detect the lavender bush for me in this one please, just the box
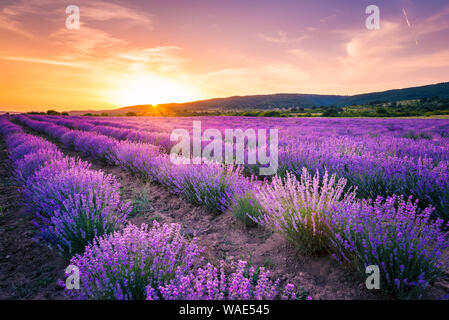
[24,157,130,257]
[151,260,302,300]
[0,117,23,136]
[66,222,203,300]
[231,192,264,227]
[0,118,130,258]
[44,188,130,258]
[172,163,251,213]
[330,195,449,299]
[255,168,356,255]
[8,133,60,163]
[64,221,303,300]
[15,148,64,182]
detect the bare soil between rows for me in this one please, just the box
[2,123,448,300]
[0,137,67,299]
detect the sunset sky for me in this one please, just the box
[0,0,448,112]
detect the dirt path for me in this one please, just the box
[0,137,67,300]
[13,123,390,300]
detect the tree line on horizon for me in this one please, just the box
[25,95,449,118]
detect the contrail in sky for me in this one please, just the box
[402,8,418,45]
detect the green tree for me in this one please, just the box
[46,110,61,115]
[260,110,281,117]
[375,107,388,115]
[321,109,339,117]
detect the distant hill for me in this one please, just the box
[68,82,449,115]
[68,105,155,116]
[157,93,343,111]
[335,82,449,107]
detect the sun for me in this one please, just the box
[112,74,200,106]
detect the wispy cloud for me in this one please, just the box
[287,9,449,93]
[414,5,449,37]
[259,31,307,44]
[117,46,186,72]
[50,25,129,56]
[80,1,152,27]
[0,0,61,37]
[0,12,33,38]
[0,56,83,67]
[197,63,310,96]
[0,0,152,38]
[320,14,337,24]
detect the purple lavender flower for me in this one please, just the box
[254,168,356,255]
[0,117,131,258]
[66,222,203,300]
[155,260,300,300]
[330,195,449,299]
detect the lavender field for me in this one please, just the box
[1,114,448,300]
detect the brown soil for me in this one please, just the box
[7,123,449,300]
[0,137,67,300]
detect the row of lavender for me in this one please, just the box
[30,115,449,219]
[45,115,449,162]
[15,115,254,213]
[37,115,449,162]
[0,116,298,300]
[13,115,449,298]
[90,117,449,217]
[0,117,130,259]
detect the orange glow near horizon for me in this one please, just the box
[111,74,203,106]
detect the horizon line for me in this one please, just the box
[1,81,448,113]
